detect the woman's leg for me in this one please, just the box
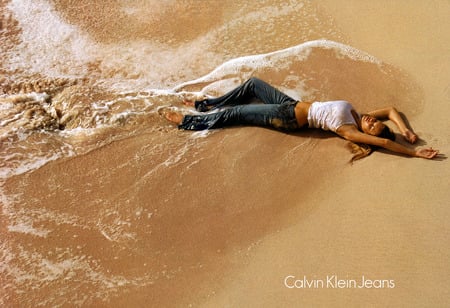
[179,103,298,131]
[195,77,296,111]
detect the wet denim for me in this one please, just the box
[179,78,299,131]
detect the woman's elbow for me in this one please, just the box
[388,106,398,117]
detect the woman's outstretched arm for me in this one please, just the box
[338,126,439,159]
[368,107,417,143]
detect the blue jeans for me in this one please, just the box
[179,78,299,131]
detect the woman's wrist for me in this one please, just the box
[402,129,418,144]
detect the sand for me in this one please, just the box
[1,1,449,307]
[201,1,450,306]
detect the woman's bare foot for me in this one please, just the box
[182,94,208,109]
[182,100,195,107]
[163,110,184,125]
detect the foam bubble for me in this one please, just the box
[0,149,70,180]
[7,222,50,238]
[7,0,96,77]
[0,240,153,306]
[174,39,381,93]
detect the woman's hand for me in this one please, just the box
[415,147,439,159]
[403,129,418,144]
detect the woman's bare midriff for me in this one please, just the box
[294,101,312,127]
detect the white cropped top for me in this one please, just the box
[307,100,358,132]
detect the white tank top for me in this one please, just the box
[307,100,358,132]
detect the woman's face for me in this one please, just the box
[361,115,385,136]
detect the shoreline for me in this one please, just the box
[1,1,449,307]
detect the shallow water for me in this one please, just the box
[0,0,444,307]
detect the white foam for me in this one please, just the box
[0,102,14,111]
[0,146,72,180]
[7,222,50,237]
[174,40,381,92]
[190,130,212,139]
[7,0,96,77]
[0,110,25,127]
[0,185,84,241]
[5,0,215,89]
[0,238,153,306]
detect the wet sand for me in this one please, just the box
[1,1,449,307]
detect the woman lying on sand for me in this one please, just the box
[164,77,439,161]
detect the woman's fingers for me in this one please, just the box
[426,148,439,158]
[416,148,439,159]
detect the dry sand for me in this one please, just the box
[200,1,450,307]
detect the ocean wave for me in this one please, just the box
[0,37,421,179]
